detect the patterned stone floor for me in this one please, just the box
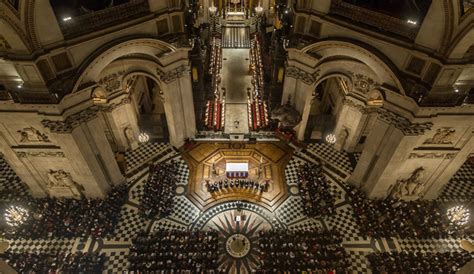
[1,143,473,273]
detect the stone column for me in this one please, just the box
[422,135,474,199]
[66,117,125,197]
[102,99,140,151]
[159,65,196,148]
[349,118,405,198]
[282,65,319,141]
[333,99,368,152]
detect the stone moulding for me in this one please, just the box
[285,66,320,85]
[41,98,131,134]
[408,152,457,159]
[16,151,66,158]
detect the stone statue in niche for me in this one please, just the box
[391,167,426,200]
[47,169,81,198]
[424,127,455,144]
[17,127,50,143]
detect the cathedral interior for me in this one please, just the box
[0,0,473,273]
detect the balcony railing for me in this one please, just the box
[59,0,151,39]
[329,0,420,40]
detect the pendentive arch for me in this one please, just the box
[72,36,177,93]
[301,38,406,95]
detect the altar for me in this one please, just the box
[226,162,249,178]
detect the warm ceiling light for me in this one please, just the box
[63,16,72,22]
[407,20,417,25]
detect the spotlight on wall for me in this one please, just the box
[447,205,470,226]
[407,20,417,25]
[138,132,150,143]
[325,133,336,145]
[5,205,29,227]
[62,16,72,22]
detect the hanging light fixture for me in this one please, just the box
[5,205,29,227]
[325,133,336,144]
[138,132,150,143]
[447,205,470,226]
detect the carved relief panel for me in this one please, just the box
[46,169,82,198]
[17,127,51,143]
[423,127,456,145]
[390,167,426,200]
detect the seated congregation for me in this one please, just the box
[256,229,349,272]
[128,229,219,272]
[1,251,106,273]
[0,185,127,239]
[140,161,178,219]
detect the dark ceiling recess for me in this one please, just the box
[49,0,130,18]
[342,0,432,22]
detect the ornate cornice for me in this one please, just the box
[42,98,131,133]
[157,65,190,84]
[377,108,433,136]
[285,66,320,85]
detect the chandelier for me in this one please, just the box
[138,132,150,143]
[325,133,336,144]
[447,205,470,226]
[5,205,29,227]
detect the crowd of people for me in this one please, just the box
[206,179,269,194]
[2,185,127,239]
[256,229,349,272]
[367,251,472,273]
[2,251,106,273]
[347,185,460,238]
[298,163,336,217]
[140,162,177,219]
[128,229,219,272]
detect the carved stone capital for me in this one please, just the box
[157,65,190,84]
[42,98,131,133]
[285,66,320,85]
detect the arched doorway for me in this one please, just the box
[304,76,350,142]
[127,75,169,142]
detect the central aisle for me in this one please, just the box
[222,48,251,134]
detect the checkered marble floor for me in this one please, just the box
[305,143,354,174]
[124,142,171,173]
[2,142,472,274]
[438,160,473,202]
[0,155,30,200]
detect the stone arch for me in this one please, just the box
[301,39,405,95]
[72,37,177,93]
[0,6,31,52]
[447,26,474,59]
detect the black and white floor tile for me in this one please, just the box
[0,155,30,200]
[438,160,473,202]
[2,142,473,274]
[124,142,171,173]
[306,143,354,174]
